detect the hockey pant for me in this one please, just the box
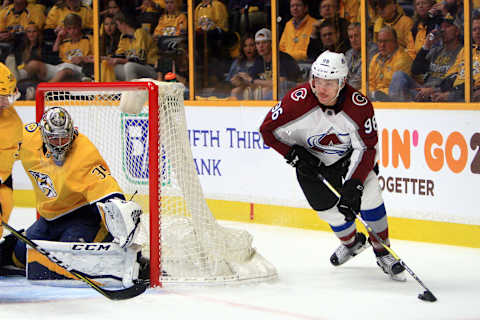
[297,170,390,254]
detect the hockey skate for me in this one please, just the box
[330,232,369,266]
[376,252,406,281]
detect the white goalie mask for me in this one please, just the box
[40,107,76,166]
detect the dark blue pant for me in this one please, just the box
[13,203,112,266]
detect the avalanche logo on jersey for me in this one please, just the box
[290,88,307,101]
[352,92,368,106]
[28,170,57,198]
[307,127,350,155]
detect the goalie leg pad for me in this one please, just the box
[27,240,142,288]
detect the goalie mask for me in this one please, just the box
[0,62,20,110]
[40,107,76,166]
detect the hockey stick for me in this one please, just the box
[1,221,147,300]
[315,172,437,302]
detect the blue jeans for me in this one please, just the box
[388,71,420,102]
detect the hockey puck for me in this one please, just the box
[418,290,437,302]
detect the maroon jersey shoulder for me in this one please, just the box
[341,84,375,128]
[259,82,318,156]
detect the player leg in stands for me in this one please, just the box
[359,171,405,281]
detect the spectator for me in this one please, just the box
[307,0,350,60]
[344,22,378,90]
[194,0,228,33]
[153,0,186,37]
[248,28,301,100]
[430,13,480,102]
[368,26,412,101]
[389,14,463,101]
[279,0,317,61]
[9,22,47,99]
[307,19,349,60]
[411,0,440,54]
[339,0,361,23]
[19,13,93,85]
[110,12,158,81]
[0,0,46,61]
[225,33,257,99]
[44,0,93,35]
[428,0,463,26]
[100,0,122,17]
[374,0,416,59]
[51,13,93,82]
[151,0,187,84]
[136,0,162,33]
[100,14,120,81]
[194,0,232,94]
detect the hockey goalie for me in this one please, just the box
[0,104,149,289]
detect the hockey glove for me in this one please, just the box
[337,179,364,222]
[285,145,322,178]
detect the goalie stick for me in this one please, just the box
[1,221,148,300]
[315,172,438,302]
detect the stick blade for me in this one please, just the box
[418,290,437,302]
[101,281,148,300]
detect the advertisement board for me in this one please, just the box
[12,106,480,226]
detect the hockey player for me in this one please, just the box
[0,63,22,241]
[259,50,406,281]
[0,106,148,286]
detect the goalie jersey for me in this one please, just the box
[19,123,123,220]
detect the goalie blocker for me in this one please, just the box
[27,199,149,288]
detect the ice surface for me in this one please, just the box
[1,208,479,320]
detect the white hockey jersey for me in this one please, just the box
[259,82,378,183]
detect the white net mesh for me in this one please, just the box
[39,81,277,285]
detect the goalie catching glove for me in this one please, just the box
[97,199,143,248]
[337,179,364,222]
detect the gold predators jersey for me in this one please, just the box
[0,105,22,183]
[153,13,187,36]
[59,36,93,63]
[115,28,159,66]
[0,4,46,32]
[44,5,93,30]
[19,123,123,220]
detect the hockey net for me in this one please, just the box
[35,81,277,286]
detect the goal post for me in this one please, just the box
[35,81,277,287]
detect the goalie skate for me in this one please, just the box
[376,253,406,281]
[330,233,369,266]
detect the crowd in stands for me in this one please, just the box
[0,0,478,101]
